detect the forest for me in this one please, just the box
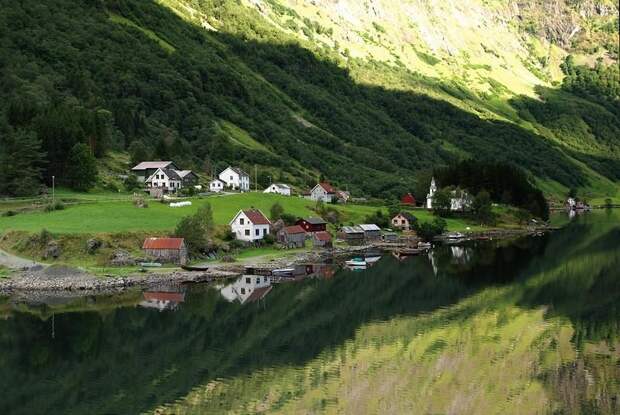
[0,0,618,199]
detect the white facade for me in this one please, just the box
[426,178,472,211]
[310,184,334,203]
[145,168,182,192]
[263,183,291,196]
[229,210,271,242]
[220,275,272,304]
[209,179,224,193]
[219,167,250,192]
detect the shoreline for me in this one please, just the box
[0,226,554,296]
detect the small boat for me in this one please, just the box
[417,242,432,249]
[272,268,295,277]
[181,265,209,272]
[139,262,162,268]
[447,232,466,240]
[345,258,367,268]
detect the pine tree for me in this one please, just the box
[66,143,98,191]
[0,129,45,196]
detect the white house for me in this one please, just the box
[426,178,473,211]
[131,161,179,182]
[263,183,291,196]
[309,183,336,203]
[229,209,271,242]
[220,275,272,304]
[144,168,182,193]
[219,166,250,192]
[209,179,224,193]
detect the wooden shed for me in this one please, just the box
[142,238,188,265]
[337,226,365,245]
[359,224,382,241]
[277,225,306,248]
[296,217,328,233]
[313,231,333,248]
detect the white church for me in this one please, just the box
[426,178,473,211]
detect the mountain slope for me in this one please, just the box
[0,0,618,200]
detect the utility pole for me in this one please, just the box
[255,165,258,192]
[52,176,55,204]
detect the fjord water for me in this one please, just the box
[1,211,618,414]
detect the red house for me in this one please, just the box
[401,193,416,206]
[296,217,327,233]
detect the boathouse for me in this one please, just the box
[142,237,188,265]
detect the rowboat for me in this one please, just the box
[181,265,209,272]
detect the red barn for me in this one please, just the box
[401,193,416,205]
[296,217,327,233]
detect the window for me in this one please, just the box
[255,229,260,236]
[240,218,244,225]
[240,288,245,295]
[263,228,267,235]
[246,277,251,284]
[256,278,260,284]
[245,229,250,236]
[401,220,406,225]
[230,176,233,181]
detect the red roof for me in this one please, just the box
[243,209,271,225]
[143,291,185,302]
[314,231,332,241]
[318,182,335,193]
[282,225,306,234]
[142,238,185,250]
[401,193,416,205]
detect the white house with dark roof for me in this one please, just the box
[263,183,291,196]
[220,275,272,304]
[309,182,336,203]
[229,209,271,242]
[131,161,179,182]
[144,168,182,193]
[209,179,225,193]
[219,166,250,192]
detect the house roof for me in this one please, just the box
[315,182,335,193]
[359,224,381,231]
[314,231,332,241]
[145,168,181,183]
[302,217,327,225]
[281,225,306,235]
[132,161,174,171]
[223,166,249,177]
[273,183,290,189]
[245,285,273,303]
[143,238,185,250]
[395,212,417,222]
[238,209,270,225]
[174,170,195,179]
[210,178,224,184]
[340,226,364,234]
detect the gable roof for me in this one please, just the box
[132,161,174,171]
[281,225,306,235]
[394,212,417,222]
[145,168,182,183]
[222,166,249,177]
[340,226,364,234]
[314,231,332,241]
[210,178,224,184]
[314,182,335,194]
[174,170,195,179]
[143,238,185,250]
[273,183,290,189]
[301,216,327,225]
[231,209,271,225]
[359,224,381,231]
[245,285,273,303]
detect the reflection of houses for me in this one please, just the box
[139,291,186,311]
[426,178,472,211]
[296,217,327,233]
[220,275,272,304]
[450,246,473,265]
[277,225,306,248]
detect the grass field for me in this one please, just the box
[0,192,490,235]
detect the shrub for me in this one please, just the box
[2,210,17,217]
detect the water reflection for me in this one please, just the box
[139,285,186,311]
[0,211,618,414]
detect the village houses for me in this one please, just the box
[131,161,179,182]
[264,183,291,196]
[131,161,197,194]
[219,166,250,192]
[309,182,336,203]
[313,231,333,248]
[229,209,271,242]
[209,178,225,193]
[144,168,183,194]
[277,225,306,248]
[296,217,327,233]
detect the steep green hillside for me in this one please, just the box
[0,0,618,200]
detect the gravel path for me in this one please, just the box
[0,249,41,269]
